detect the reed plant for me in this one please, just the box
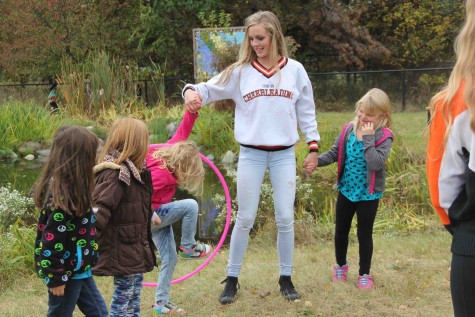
[58,51,148,122]
[0,100,66,151]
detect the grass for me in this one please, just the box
[0,221,452,316]
[317,111,428,158]
[0,110,442,316]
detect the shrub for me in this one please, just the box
[0,184,34,231]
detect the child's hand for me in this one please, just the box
[49,284,65,296]
[184,89,202,113]
[152,213,161,225]
[361,122,375,135]
[303,152,318,175]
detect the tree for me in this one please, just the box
[0,0,140,81]
[220,0,390,72]
[351,0,465,68]
[129,0,225,80]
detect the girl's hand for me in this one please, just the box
[184,89,202,113]
[49,284,66,296]
[152,213,161,225]
[361,122,375,135]
[303,152,318,175]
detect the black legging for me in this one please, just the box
[334,191,379,276]
[451,253,475,317]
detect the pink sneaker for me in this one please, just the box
[332,264,348,282]
[358,274,373,289]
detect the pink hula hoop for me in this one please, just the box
[142,153,232,287]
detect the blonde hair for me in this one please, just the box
[152,140,204,196]
[428,0,475,139]
[218,11,287,85]
[353,88,392,131]
[98,117,149,170]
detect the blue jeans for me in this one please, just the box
[47,277,108,317]
[109,274,143,317]
[227,146,296,277]
[151,199,199,304]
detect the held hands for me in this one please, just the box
[303,152,318,175]
[49,284,66,296]
[184,89,203,113]
[361,122,375,135]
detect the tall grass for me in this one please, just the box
[192,106,236,159]
[0,220,36,293]
[0,100,67,151]
[58,51,151,123]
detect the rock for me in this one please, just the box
[166,122,178,136]
[36,149,51,157]
[24,154,35,160]
[18,141,41,156]
[206,154,215,161]
[0,148,18,160]
[221,151,236,164]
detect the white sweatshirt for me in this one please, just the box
[183,57,320,147]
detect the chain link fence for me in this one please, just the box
[310,67,452,112]
[1,68,452,112]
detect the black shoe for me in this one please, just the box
[219,276,239,304]
[279,275,300,301]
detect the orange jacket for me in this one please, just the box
[426,85,469,225]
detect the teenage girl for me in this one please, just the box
[183,11,320,303]
[427,1,475,315]
[34,126,108,317]
[317,88,393,289]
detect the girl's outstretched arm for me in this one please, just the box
[168,110,199,144]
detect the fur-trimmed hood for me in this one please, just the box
[94,154,144,186]
[93,161,120,174]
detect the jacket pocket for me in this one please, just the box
[117,224,140,244]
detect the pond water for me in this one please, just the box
[0,159,232,242]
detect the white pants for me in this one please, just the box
[226,146,296,277]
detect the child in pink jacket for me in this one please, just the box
[147,110,212,315]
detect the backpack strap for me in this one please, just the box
[375,128,393,147]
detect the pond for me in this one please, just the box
[0,159,233,243]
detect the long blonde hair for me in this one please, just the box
[353,88,392,131]
[428,0,475,137]
[152,140,204,196]
[98,117,149,170]
[218,11,288,85]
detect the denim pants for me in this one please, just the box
[109,273,143,317]
[151,199,199,304]
[227,146,296,277]
[47,276,108,317]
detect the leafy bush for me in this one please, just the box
[212,169,316,232]
[0,184,34,231]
